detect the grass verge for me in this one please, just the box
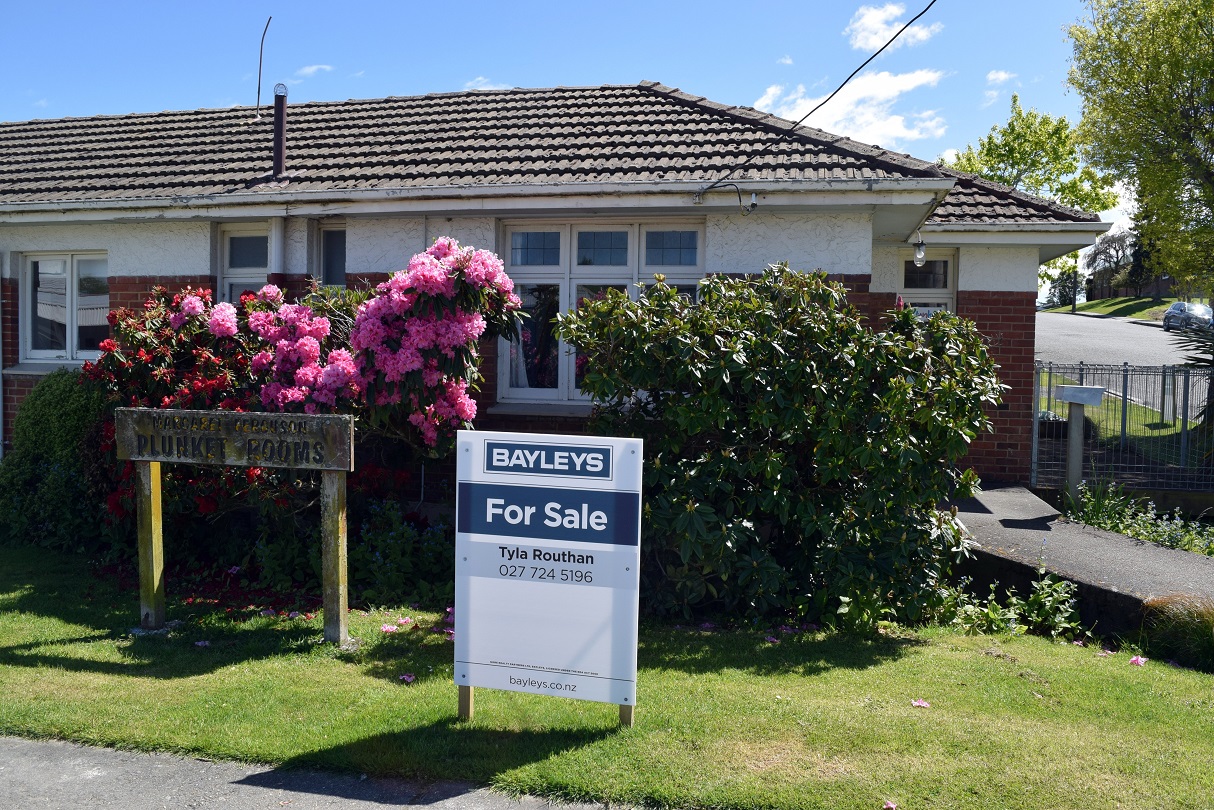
[2,546,1213,809]
[1043,296,1183,319]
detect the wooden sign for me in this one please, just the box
[114,407,354,645]
[115,408,353,471]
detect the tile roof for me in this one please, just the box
[0,81,1099,225]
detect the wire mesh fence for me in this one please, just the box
[1032,361,1214,491]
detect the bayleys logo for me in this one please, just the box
[484,441,612,479]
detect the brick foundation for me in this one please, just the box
[956,290,1037,484]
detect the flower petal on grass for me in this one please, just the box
[884,801,898,809]
[912,698,930,708]
[397,617,413,625]
[381,624,398,633]
[399,673,416,683]
[194,640,210,647]
[1130,655,1148,666]
[764,636,779,644]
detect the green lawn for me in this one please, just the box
[1043,296,1185,319]
[2,545,1212,809]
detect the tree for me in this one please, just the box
[1069,0,1214,292]
[1085,229,1136,300]
[942,93,1119,295]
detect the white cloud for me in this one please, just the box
[754,69,947,148]
[986,70,1016,85]
[777,55,794,65]
[845,3,943,52]
[939,147,959,163]
[33,98,48,108]
[981,89,1000,108]
[464,76,511,91]
[295,64,333,79]
[350,70,365,79]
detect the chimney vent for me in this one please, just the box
[272,84,288,177]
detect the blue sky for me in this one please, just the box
[6,1,1093,163]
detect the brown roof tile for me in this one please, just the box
[0,81,1099,224]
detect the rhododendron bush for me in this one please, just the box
[86,238,521,454]
[68,239,520,595]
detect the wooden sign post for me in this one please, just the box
[115,408,355,644]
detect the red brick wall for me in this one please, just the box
[956,290,1036,484]
[109,275,215,311]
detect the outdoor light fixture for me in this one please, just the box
[913,231,927,267]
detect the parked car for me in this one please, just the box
[1162,301,1213,331]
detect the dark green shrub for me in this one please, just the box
[559,264,1002,626]
[0,369,108,551]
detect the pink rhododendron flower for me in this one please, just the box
[912,699,930,708]
[1130,655,1148,666]
[257,284,284,305]
[169,312,190,330]
[381,624,398,633]
[884,802,898,810]
[397,617,413,626]
[399,673,416,683]
[208,302,239,337]
[180,295,205,316]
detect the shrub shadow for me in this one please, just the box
[0,546,329,678]
[638,624,924,678]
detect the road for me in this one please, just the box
[1035,312,1194,366]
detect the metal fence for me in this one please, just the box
[1032,361,1214,491]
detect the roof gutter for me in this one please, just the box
[0,178,959,220]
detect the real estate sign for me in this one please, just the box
[455,430,643,708]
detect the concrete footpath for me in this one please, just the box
[5,484,1214,808]
[955,483,1214,635]
[0,735,600,810]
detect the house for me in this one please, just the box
[0,81,1110,483]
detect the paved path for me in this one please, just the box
[0,736,597,810]
[955,483,1214,635]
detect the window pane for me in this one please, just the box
[574,284,626,388]
[511,232,561,266]
[576,231,628,266]
[30,258,68,352]
[509,285,561,389]
[321,229,346,286]
[76,257,110,352]
[646,231,698,266]
[229,235,268,268]
[903,259,949,289]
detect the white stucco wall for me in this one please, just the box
[871,243,1041,293]
[705,212,873,276]
[0,221,211,279]
[283,217,309,276]
[870,244,902,293]
[956,245,1040,292]
[346,217,425,275]
[425,217,496,252]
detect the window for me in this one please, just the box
[899,250,955,319]
[500,222,704,402]
[320,227,346,286]
[220,226,269,302]
[24,253,109,361]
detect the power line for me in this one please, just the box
[697,0,941,203]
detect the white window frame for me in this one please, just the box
[898,247,957,319]
[219,224,270,303]
[316,220,347,287]
[498,220,705,403]
[22,251,109,362]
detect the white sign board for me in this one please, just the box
[454,430,643,707]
